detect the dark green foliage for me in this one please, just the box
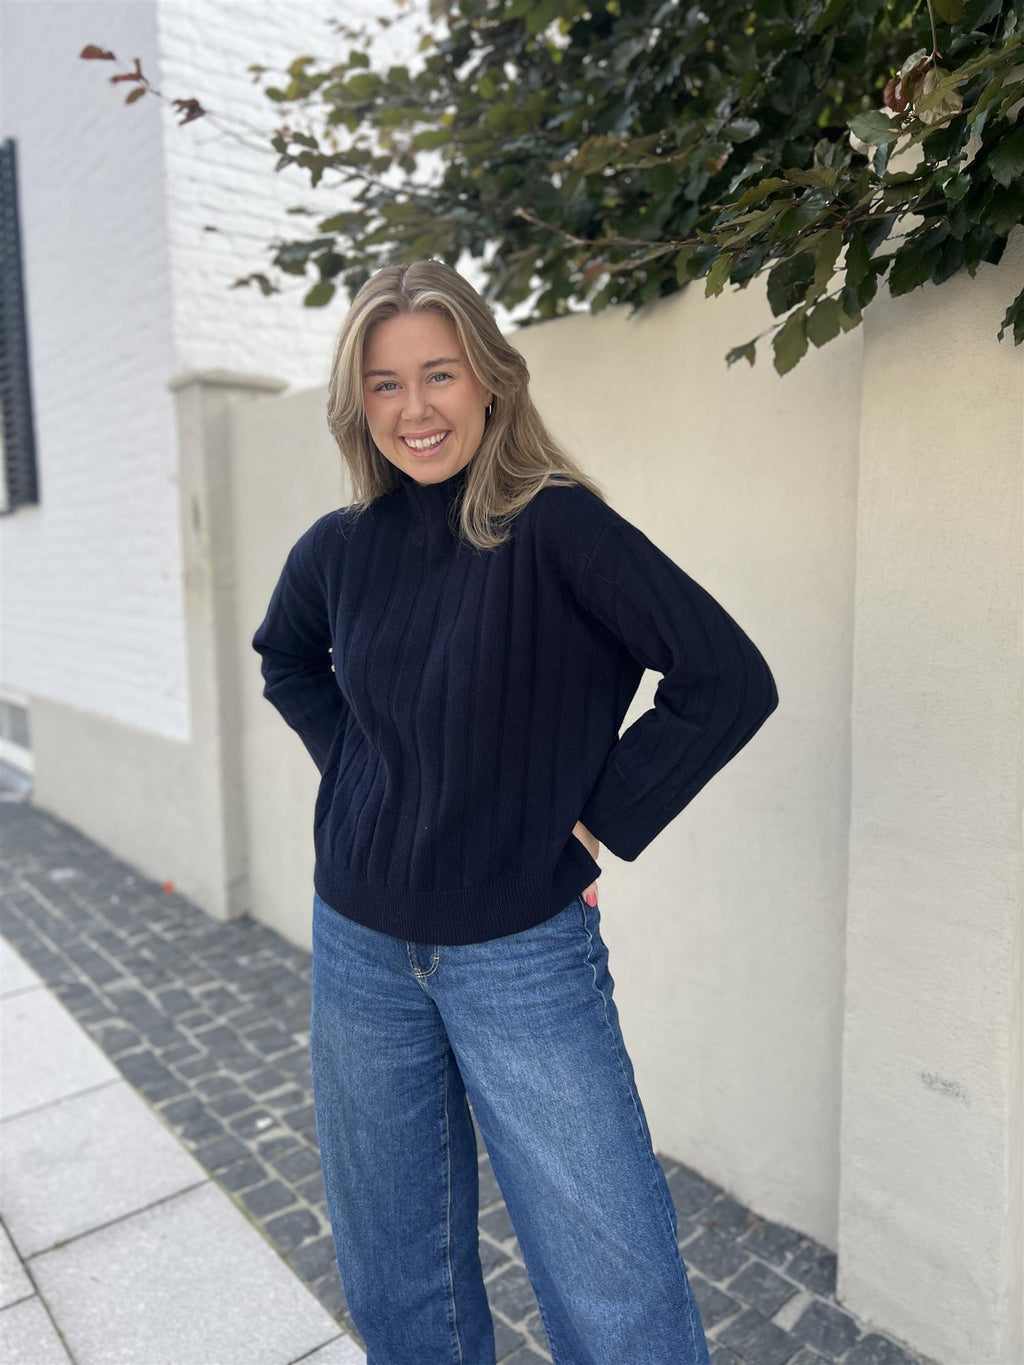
[250,0,1023,372]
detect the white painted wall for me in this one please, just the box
[839,231,1023,1365]
[0,0,377,740]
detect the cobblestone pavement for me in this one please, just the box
[0,796,936,1365]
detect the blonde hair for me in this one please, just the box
[325,259,607,551]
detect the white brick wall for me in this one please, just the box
[0,0,406,741]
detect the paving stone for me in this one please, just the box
[667,1164,721,1218]
[151,986,198,1015]
[158,1095,207,1125]
[208,1088,257,1118]
[265,1206,321,1252]
[738,1218,806,1266]
[103,986,173,1038]
[727,1257,800,1318]
[688,1275,742,1330]
[500,1345,546,1364]
[681,1227,750,1281]
[480,1203,516,1243]
[282,1101,318,1133]
[479,1234,514,1276]
[846,1333,921,1365]
[787,1242,838,1296]
[245,1023,296,1056]
[192,1133,250,1170]
[283,1236,340,1294]
[479,1160,504,1209]
[194,1074,238,1099]
[228,1106,279,1140]
[158,1041,202,1065]
[790,1297,861,1355]
[709,1346,744,1365]
[522,1310,548,1351]
[193,986,244,1015]
[675,1211,699,1243]
[92,1021,141,1055]
[188,1023,247,1054]
[272,1144,323,1182]
[492,1315,527,1359]
[295,1170,326,1205]
[175,1052,225,1081]
[256,1133,303,1162]
[177,1111,229,1144]
[789,1348,830,1365]
[264,1085,310,1113]
[240,1178,297,1218]
[717,1306,803,1365]
[487,1261,540,1323]
[220,1049,270,1078]
[242,1066,289,1095]
[273,1046,314,1080]
[218,1157,268,1192]
[701,1194,760,1240]
[116,1049,190,1103]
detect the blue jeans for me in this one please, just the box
[309,889,712,1365]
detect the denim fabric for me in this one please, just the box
[310,889,712,1365]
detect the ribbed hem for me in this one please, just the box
[313,836,601,946]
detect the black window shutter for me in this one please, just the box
[0,137,40,513]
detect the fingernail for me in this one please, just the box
[586,891,598,907]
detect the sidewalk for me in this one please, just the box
[0,792,933,1365]
[0,932,365,1365]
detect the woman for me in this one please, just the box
[251,260,778,1365]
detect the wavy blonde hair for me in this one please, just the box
[325,259,607,551]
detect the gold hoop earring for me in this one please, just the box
[485,403,493,418]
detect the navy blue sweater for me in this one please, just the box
[251,459,778,945]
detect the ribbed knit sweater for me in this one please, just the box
[251,458,778,945]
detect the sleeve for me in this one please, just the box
[576,514,778,861]
[251,516,346,777]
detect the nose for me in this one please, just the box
[401,386,433,420]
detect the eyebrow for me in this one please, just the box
[364,356,462,379]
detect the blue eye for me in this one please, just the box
[372,372,453,393]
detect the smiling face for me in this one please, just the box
[362,311,494,484]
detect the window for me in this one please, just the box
[0,137,40,515]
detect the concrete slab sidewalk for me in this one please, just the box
[0,934,366,1365]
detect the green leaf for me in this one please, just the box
[844,232,871,287]
[987,124,1024,188]
[806,298,843,346]
[773,309,808,375]
[933,0,965,19]
[731,177,789,210]
[848,110,901,145]
[767,251,816,317]
[346,72,381,98]
[304,281,335,307]
[412,129,450,150]
[982,182,1024,236]
[705,252,733,296]
[810,228,844,296]
[888,242,945,296]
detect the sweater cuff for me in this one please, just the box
[578,766,670,863]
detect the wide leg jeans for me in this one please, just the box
[309,889,712,1365]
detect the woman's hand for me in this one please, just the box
[573,820,600,906]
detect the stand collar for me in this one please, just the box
[392,458,473,545]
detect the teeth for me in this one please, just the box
[404,432,448,450]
